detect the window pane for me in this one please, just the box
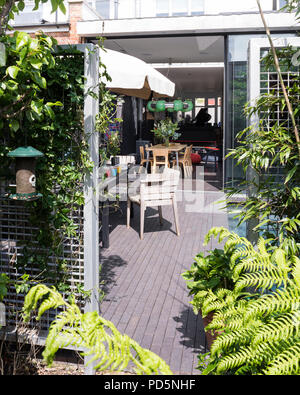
[95,0,110,19]
[172,0,188,16]
[207,108,215,123]
[191,0,204,15]
[14,0,42,24]
[156,0,169,16]
[195,98,205,106]
[217,107,222,124]
[279,0,287,8]
[208,98,216,106]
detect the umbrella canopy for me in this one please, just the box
[99,48,175,100]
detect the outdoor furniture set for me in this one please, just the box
[99,153,182,244]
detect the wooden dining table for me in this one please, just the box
[145,143,187,170]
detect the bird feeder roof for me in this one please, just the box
[7,146,44,158]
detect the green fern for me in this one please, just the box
[23,284,172,375]
[200,227,300,375]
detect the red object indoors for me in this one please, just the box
[191,153,201,164]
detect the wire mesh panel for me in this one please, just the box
[259,49,300,185]
[247,37,300,240]
[0,183,85,332]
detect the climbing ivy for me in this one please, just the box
[0,33,118,296]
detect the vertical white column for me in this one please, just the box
[247,39,262,245]
[83,44,100,374]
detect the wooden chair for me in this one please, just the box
[127,168,180,240]
[151,148,169,174]
[172,145,193,178]
[139,145,153,173]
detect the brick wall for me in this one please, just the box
[42,0,84,45]
[68,0,84,44]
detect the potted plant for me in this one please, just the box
[151,118,181,146]
[182,248,234,349]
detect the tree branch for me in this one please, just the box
[0,90,32,116]
[0,0,16,35]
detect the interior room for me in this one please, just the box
[101,35,225,190]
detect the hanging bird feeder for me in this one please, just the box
[7,146,44,201]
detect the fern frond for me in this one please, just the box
[245,283,300,320]
[292,257,300,288]
[263,340,300,375]
[23,284,60,322]
[235,271,287,293]
[253,312,300,346]
[23,285,172,375]
[215,345,256,374]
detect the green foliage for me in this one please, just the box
[282,0,300,17]
[0,31,60,133]
[0,36,112,296]
[182,248,234,315]
[95,42,122,164]
[0,44,90,289]
[198,227,300,375]
[0,273,9,302]
[23,284,172,375]
[96,90,122,163]
[151,118,181,145]
[225,47,300,248]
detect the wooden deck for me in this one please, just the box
[99,169,228,375]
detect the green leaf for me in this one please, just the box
[44,104,55,119]
[30,58,43,70]
[33,0,40,11]
[31,72,47,89]
[50,0,59,12]
[6,79,18,90]
[18,46,28,63]
[9,119,19,132]
[16,31,29,51]
[31,99,44,115]
[18,1,25,11]
[285,165,297,184]
[6,65,20,79]
[58,1,66,14]
[46,101,63,107]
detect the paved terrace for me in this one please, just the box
[99,167,228,375]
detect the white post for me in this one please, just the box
[83,44,100,374]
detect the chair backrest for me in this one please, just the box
[183,145,193,161]
[152,148,169,173]
[140,168,180,204]
[140,145,150,161]
[152,148,169,161]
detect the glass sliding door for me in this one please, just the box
[224,33,296,190]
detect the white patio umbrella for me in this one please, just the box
[99,48,175,100]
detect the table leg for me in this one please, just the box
[146,151,150,172]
